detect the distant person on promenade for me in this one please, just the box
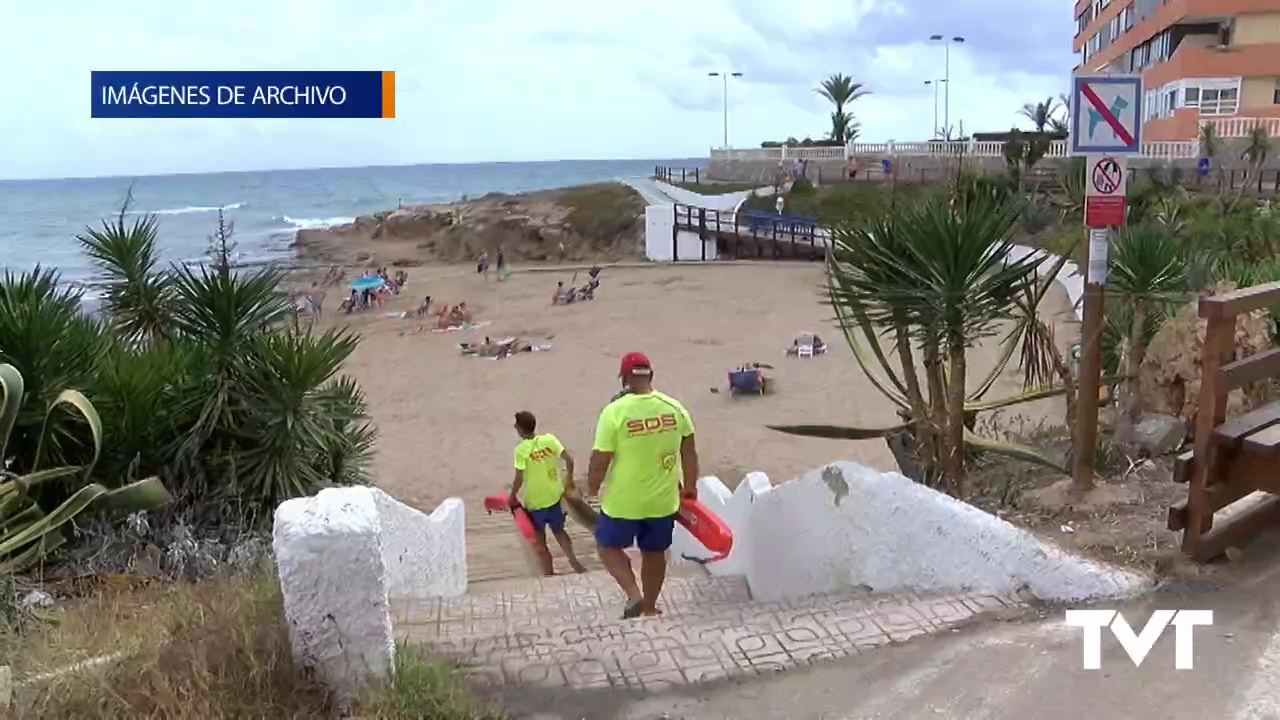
[509,411,587,576]
[588,352,699,618]
[847,156,859,180]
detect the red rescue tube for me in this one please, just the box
[483,494,537,543]
[677,497,733,563]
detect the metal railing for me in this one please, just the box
[710,139,1203,162]
[654,166,701,184]
[670,204,828,261]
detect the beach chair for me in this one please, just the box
[787,332,825,358]
[728,366,765,396]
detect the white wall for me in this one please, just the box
[643,205,718,262]
[671,471,772,576]
[678,462,1150,605]
[273,486,466,699]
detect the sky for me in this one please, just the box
[0,0,1073,179]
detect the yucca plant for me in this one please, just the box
[78,209,175,347]
[770,192,1071,497]
[0,363,171,572]
[1107,224,1192,429]
[228,328,372,516]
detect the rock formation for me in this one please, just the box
[1137,282,1274,423]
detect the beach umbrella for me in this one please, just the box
[349,276,385,292]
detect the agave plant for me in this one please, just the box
[771,192,1072,497]
[1106,225,1192,428]
[0,363,170,572]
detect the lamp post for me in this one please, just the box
[923,79,947,138]
[708,71,743,148]
[929,35,965,136]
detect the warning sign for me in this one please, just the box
[1085,155,1127,228]
[1091,157,1122,194]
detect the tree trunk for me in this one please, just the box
[892,318,933,480]
[1042,318,1078,427]
[1123,302,1148,423]
[944,342,969,497]
[923,340,948,488]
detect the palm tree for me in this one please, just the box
[1018,97,1061,133]
[771,191,1069,497]
[1107,224,1191,433]
[1239,122,1273,194]
[816,74,870,143]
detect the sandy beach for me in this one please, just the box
[314,262,1077,582]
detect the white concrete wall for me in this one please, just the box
[373,491,466,598]
[671,472,772,576]
[1009,244,1084,321]
[679,462,1149,605]
[643,205,718,262]
[272,486,466,699]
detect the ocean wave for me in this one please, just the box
[130,202,244,216]
[280,215,355,230]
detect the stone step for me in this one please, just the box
[393,573,1035,692]
[393,568,748,638]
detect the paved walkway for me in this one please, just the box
[393,569,1033,693]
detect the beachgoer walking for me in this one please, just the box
[510,411,587,576]
[588,352,699,618]
[477,250,490,279]
[496,247,508,281]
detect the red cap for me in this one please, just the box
[618,351,652,377]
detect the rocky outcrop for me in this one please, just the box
[1137,282,1274,423]
[291,184,645,267]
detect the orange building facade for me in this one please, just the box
[1073,0,1280,142]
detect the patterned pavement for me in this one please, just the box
[392,570,1035,691]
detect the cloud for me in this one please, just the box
[0,0,1070,179]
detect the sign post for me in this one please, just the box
[1069,74,1142,489]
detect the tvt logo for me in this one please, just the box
[1065,609,1213,669]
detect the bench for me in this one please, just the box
[1167,281,1280,561]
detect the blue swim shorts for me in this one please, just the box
[594,511,677,553]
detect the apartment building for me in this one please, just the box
[1072,0,1280,142]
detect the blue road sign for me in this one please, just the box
[1070,75,1143,156]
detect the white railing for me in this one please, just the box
[1205,117,1280,137]
[711,139,1202,162]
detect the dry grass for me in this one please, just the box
[5,571,503,719]
[556,183,645,241]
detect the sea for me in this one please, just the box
[0,158,704,294]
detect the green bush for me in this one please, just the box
[0,210,375,529]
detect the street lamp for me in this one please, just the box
[929,35,965,136]
[708,71,743,148]
[923,79,947,138]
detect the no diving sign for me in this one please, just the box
[1085,155,1127,228]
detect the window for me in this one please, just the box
[1184,87,1200,107]
[1200,86,1239,116]
[1274,80,1280,105]
[1123,3,1134,30]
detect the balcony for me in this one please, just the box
[1144,42,1280,87]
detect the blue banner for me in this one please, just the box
[90,71,395,119]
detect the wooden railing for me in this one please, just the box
[1170,281,1280,560]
